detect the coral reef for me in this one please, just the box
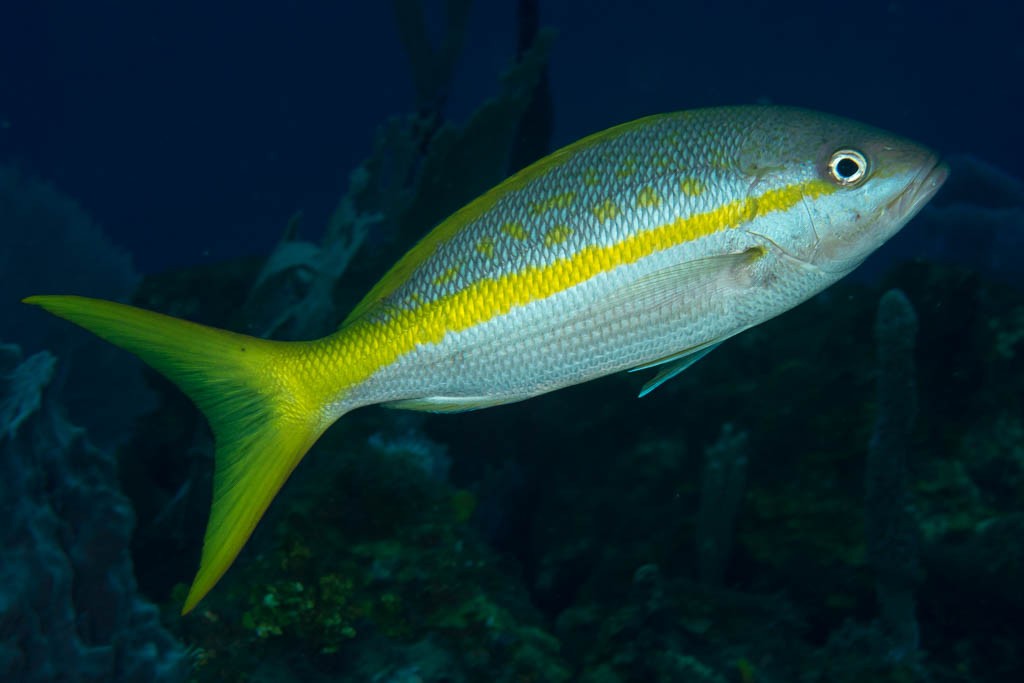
[0,343,188,682]
[172,429,569,683]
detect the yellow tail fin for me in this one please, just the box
[23,295,331,614]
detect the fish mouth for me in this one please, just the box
[889,157,949,221]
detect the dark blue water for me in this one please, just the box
[3,1,1020,272]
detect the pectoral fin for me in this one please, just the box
[580,248,765,396]
[585,247,766,319]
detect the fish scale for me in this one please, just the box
[23,105,947,612]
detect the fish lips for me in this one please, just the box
[889,157,949,222]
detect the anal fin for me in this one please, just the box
[384,395,514,413]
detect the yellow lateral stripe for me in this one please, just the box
[337,178,835,386]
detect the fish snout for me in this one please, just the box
[889,157,949,221]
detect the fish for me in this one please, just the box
[22,105,948,613]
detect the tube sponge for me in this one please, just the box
[866,289,922,662]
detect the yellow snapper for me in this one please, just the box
[23,105,947,613]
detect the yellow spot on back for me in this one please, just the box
[432,266,460,286]
[679,177,705,196]
[529,191,576,215]
[543,225,573,247]
[476,236,496,259]
[616,157,638,178]
[593,198,620,223]
[636,186,661,209]
[403,292,426,307]
[501,222,529,240]
[583,168,601,186]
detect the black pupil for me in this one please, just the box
[836,157,860,179]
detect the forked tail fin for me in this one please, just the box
[23,295,332,613]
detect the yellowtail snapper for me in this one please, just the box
[23,105,947,613]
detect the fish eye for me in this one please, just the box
[827,149,868,186]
